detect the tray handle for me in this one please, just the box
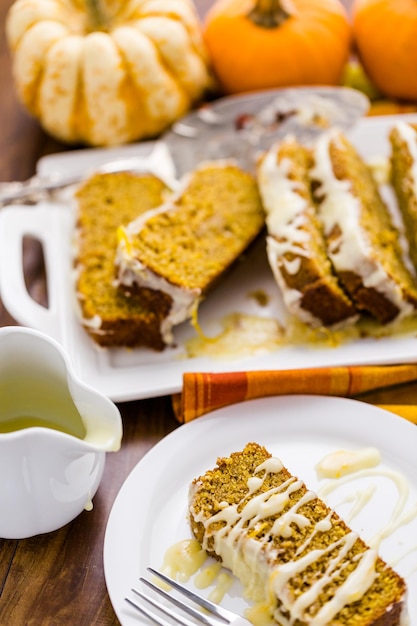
[0,204,71,340]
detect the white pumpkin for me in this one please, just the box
[6,0,214,146]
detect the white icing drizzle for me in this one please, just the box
[313,447,416,626]
[207,571,234,605]
[194,561,222,588]
[258,150,309,244]
[190,454,378,624]
[257,145,323,328]
[266,237,321,327]
[255,457,283,474]
[282,256,302,275]
[311,129,414,319]
[318,465,416,551]
[257,140,359,330]
[272,535,377,626]
[304,547,377,625]
[315,447,381,479]
[161,538,207,582]
[338,484,377,525]
[295,512,332,557]
[391,544,417,574]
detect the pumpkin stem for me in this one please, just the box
[248,0,292,28]
[85,0,108,31]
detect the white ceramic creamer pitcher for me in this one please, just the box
[0,326,123,539]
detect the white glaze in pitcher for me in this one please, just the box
[0,326,123,538]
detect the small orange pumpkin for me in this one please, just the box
[352,0,417,101]
[202,0,352,95]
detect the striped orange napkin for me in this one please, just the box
[172,363,417,424]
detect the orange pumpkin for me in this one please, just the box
[202,0,352,95]
[352,0,417,101]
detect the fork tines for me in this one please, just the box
[125,567,243,626]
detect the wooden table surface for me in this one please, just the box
[0,0,416,624]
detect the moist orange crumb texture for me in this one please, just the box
[189,443,407,626]
[129,165,265,290]
[75,172,169,261]
[74,171,172,348]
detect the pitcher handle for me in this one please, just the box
[0,204,72,340]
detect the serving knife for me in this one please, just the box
[0,86,369,207]
[0,140,177,207]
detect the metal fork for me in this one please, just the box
[125,567,251,626]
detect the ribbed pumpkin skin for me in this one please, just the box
[352,0,417,101]
[202,0,352,95]
[6,0,213,146]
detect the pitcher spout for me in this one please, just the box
[67,374,122,452]
[0,326,123,538]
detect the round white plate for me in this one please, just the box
[103,395,417,625]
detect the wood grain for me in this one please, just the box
[0,5,178,623]
[0,398,178,625]
[0,0,66,183]
[0,0,415,624]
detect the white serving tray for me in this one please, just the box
[1,112,417,401]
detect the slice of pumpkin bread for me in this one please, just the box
[74,171,172,349]
[189,442,408,626]
[257,136,358,328]
[116,161,265,345]
[311,128,417,324]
